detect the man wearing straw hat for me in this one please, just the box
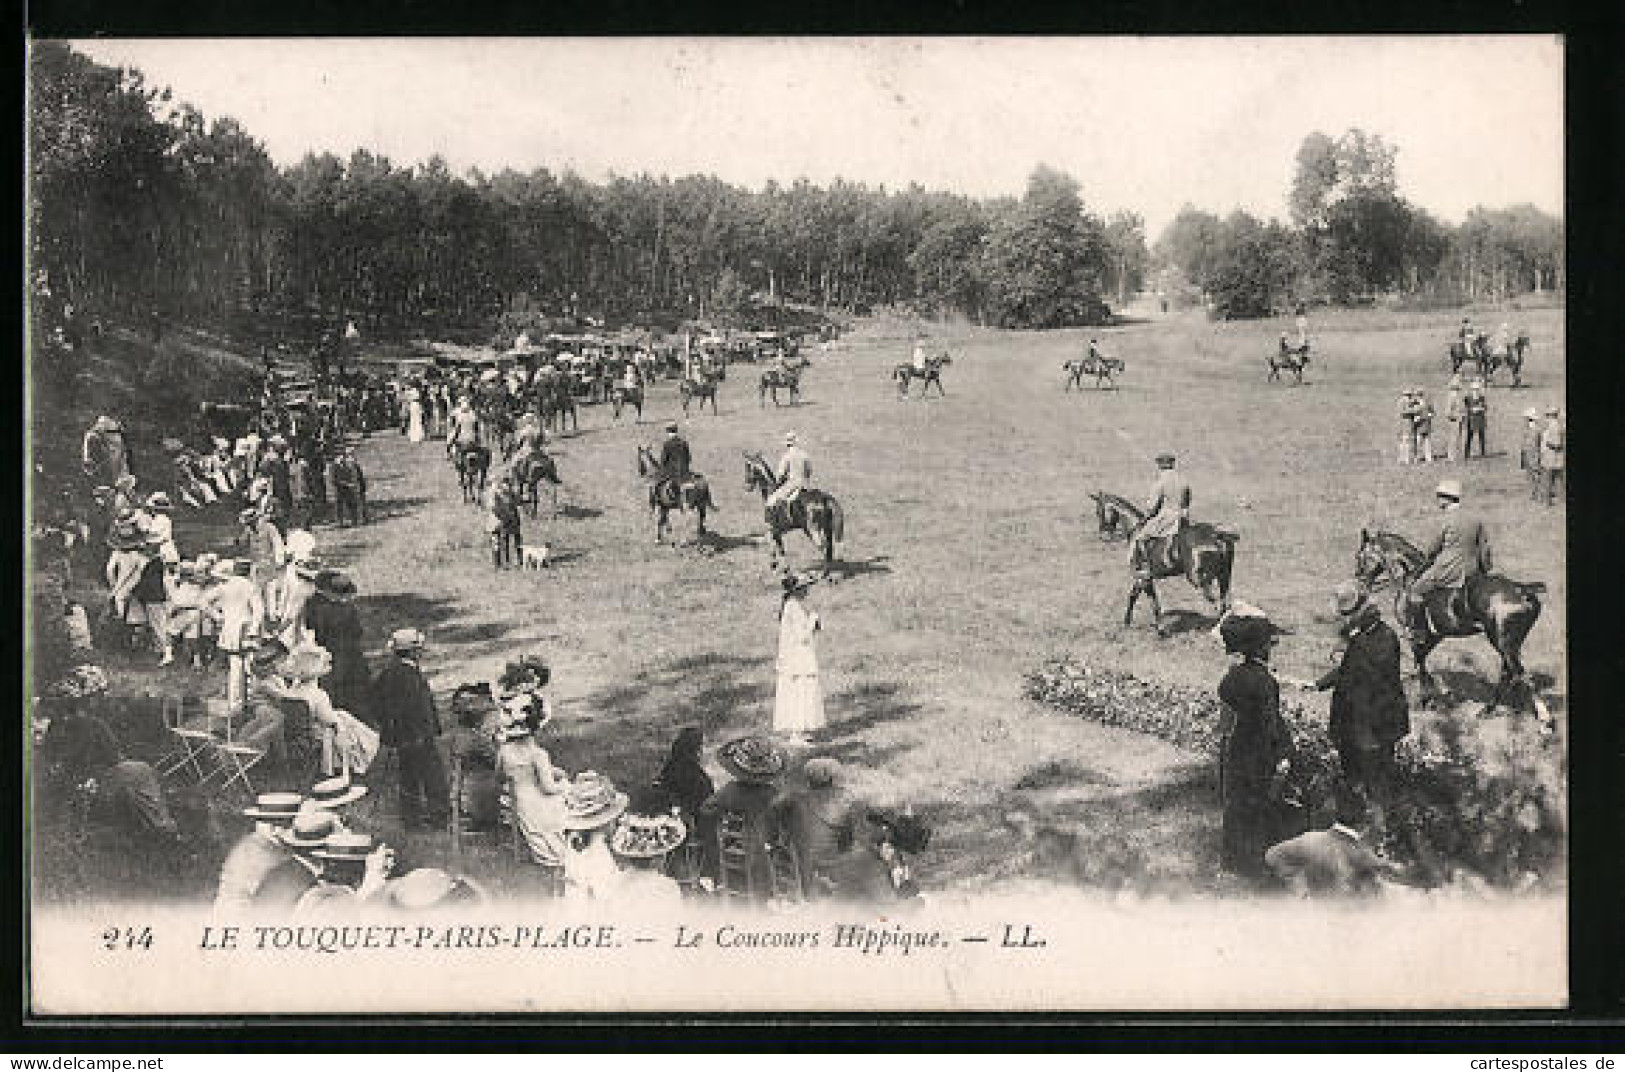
[214,791,306,913]
[208,558,264,712]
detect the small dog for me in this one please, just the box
[520,544,550,570]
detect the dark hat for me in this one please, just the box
[314,569,356,600]
[1155,452,1176,467]
[718,735,787,784]
[665,422,679,433]
[1219,613,1280,655]
[250,639,289,673]
[105,517,146,551]
[780,569,817,595]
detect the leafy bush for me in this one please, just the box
[1025,656,1564,888]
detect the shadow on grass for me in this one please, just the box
[556,503,603,520]
[362,495,434,523]
[697,530,762,557]
[1154,607,1220,637]
[828,554,893,582]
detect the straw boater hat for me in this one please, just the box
[312,830,375,863]
[384,868,486,911]
[559,772,630,831]
[1435,478,1463,501]
[1524,408,1540,420]
[145,491,173,513]
[308,773,369,809]
[717,735,787,784]
[293,556,327,581]
[105,517,146,551]
[279,809,342,851]
[610,813,687,859]
[242,792,305,822]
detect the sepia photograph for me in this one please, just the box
[25,35,1567,1015]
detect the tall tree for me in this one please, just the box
[979,166,1110,328]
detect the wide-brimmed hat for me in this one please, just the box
[388,627,426,653]
[308,774,368,809]
[610,813,686,859]
[1435,478,1462,500]
[559,772,630,830]
[92,415,121,433]
[312,830,375,862]
[717,736,787,784]
[284,530,317,562]
[1524,408,1540,420]
[237,507,261,525]
[105,518,146,551]
[498,692,551,738]
[1333,580,1371,618]
[292,556,326,581]
[665,422,679,434]
[314,570,356,600]
[280,809,342,850]
[242,792,305,822]
[1219,613,1280,655]
[384,868,483,911]
[250,639,289,674]
[144,491,173,512]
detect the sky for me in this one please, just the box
[65,36,1563,238]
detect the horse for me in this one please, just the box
[509,449,561,519]
[893,354,951,398]
[636,444,714,545]
[455,442,491,505]
[680,372,720,415]
[743,451,844,576]
[1266,343,1310,385]
[610,383,643,423]
[540,379,578,435]
[1507,332,1530,387]
[1089,491,1239,636]
[1352,528,1547,713]
[1449,334,1490,377]
[1062,356,1124,390]
[759,367,802,407]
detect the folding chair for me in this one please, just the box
[156,695,214,783]
[766,834,806,904]
[195,698,268,796]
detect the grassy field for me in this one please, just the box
[36,303,1567,901]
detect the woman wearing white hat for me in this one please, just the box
[495,689,572,887]
[558,771,630,901]
[280,640,380,777]
[773,570,826,740]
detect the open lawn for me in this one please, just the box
[35,303,1567,902]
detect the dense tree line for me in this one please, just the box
[1155,128,1563,319]
[29,42,1139,336]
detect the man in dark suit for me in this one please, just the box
[659,423,691,483]
[371,628,449,830]
[1302,581,1409,833]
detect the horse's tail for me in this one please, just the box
[826,496,844,544]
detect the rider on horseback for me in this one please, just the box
[767,431,811,527]
[1404,479,1494,635]
[912,335,928,374]
[1129,452,1190,576]
[658,422,693,499]
[447,394,481,458]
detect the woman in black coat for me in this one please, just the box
[303,571,370,724]
[1216,614,1294,879]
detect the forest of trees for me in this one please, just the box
[29,42,1561,340]
[1154,129,1564,319]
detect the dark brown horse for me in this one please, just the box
[1353,528,1546,713]
[1090,491,1238,636]
[759,367,802,407]
[893,354,951,398]
[455,442,491,504]
[680,372,720,415]
[637,444,713,545]
[744,451,844,576]
[1267,341,1310,384]
[610,383,643,423]
[1062,355,1124,390]
[509,449,561,519]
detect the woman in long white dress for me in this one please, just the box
[406,385,426,443]
[773,571,826,739]
[280,640,379,776]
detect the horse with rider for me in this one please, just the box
[637,422,715,545]
[743,431,845,576]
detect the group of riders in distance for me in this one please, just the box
[424,313,1543,720]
